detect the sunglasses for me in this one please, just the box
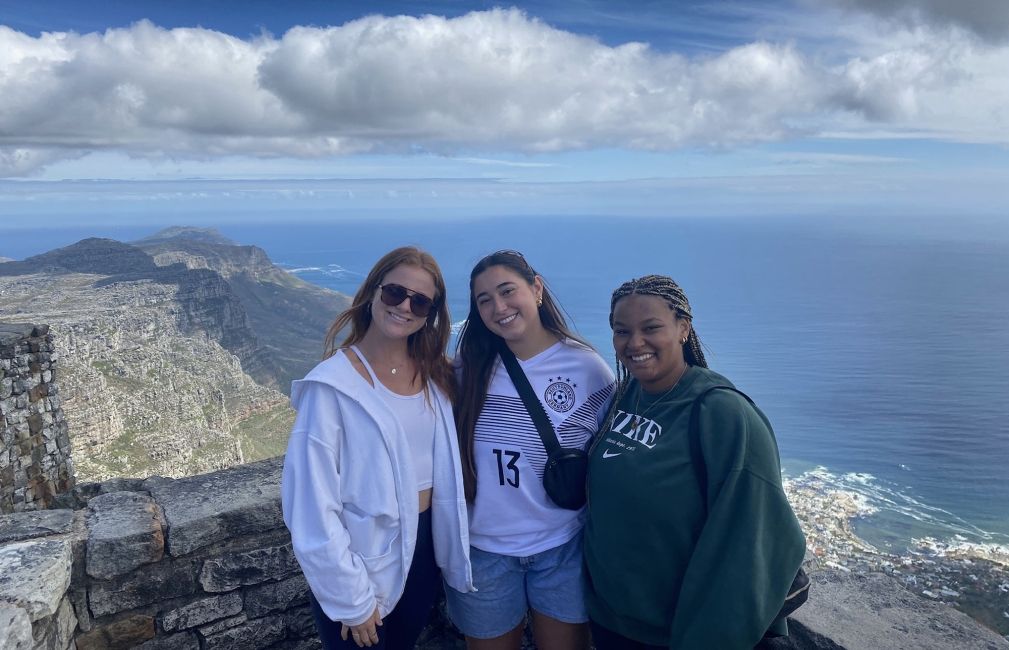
[378,283,436,317]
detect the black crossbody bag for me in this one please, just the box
[688,385,810,633]
[498,346,588,510]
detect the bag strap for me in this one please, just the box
[688,385,756,516]
[498,345,561,455]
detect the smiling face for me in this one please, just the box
[369,263,437,342]
[611,293,691,394]
[472,264,545,348]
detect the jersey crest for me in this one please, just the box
[544,377,576,413]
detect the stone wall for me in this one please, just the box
[1,458,319,650]
[0,323,75,514]
[2,456,1007,650]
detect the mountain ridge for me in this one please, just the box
[0,228,351,482]
[131,228,350,390]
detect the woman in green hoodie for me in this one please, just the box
[584,275,806,649]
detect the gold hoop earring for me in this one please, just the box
[680,337,687,344]
[536,297,543,307]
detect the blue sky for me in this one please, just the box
[2,0,1009,226]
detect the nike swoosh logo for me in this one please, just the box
[602,449,621,458]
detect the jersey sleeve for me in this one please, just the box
[281,381,377,626]
[585,350,616,428]
[667,391,806,648]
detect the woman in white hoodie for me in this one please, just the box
[282,246,474,649]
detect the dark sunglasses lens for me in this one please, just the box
[380,284,434,317]
[408,293,433,317]
[380,284,408,307]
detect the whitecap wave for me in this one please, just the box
[911,536,1009,568]
[280,263,363,280]
[788,466,1007,548]
[842,472,877,486]
[326,264,364,277]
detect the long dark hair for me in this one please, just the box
[322,246,455,400]
[454,250,591,502]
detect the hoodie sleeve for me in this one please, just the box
[667,391,806,649]
[281,381,377,627]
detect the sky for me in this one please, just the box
[2,0,1009,227]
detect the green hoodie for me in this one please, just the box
[584,366,806,649]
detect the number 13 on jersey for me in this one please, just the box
[492,449,520,488]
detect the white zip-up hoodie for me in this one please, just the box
[281,350,474,626]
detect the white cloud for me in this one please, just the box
[828,22,1009,144]
[0,147,85,176]
[1,8,1009,177]
[829,0,1009,42]
[256,13,820,152]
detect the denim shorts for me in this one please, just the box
[444,532,587,639]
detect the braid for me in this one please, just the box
[600,353,633,438]
[601,275,708,434]
[608,274,707,368]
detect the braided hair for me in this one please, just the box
[603,274,708,430]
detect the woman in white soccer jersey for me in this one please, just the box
[447,250,614,650]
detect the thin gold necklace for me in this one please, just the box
[631,364,690,429]
[356,344,407,377]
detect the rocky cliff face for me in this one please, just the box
[141,265,279,390]
[3,238,278,388]
[0,231,350,483]
[0,271,291,482]
[134,227,350,391]
[139,235,288,282]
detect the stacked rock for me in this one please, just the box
[1,323,75,514]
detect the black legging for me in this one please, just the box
[590,620,664,650]
[591,619,789,650]
[310,508,439,650]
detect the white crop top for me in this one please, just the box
[351,346,435,491]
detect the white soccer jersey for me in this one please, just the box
[468,340,615,555]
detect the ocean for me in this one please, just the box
[3,214,1008,553]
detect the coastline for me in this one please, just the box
[786,468,1009,638]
